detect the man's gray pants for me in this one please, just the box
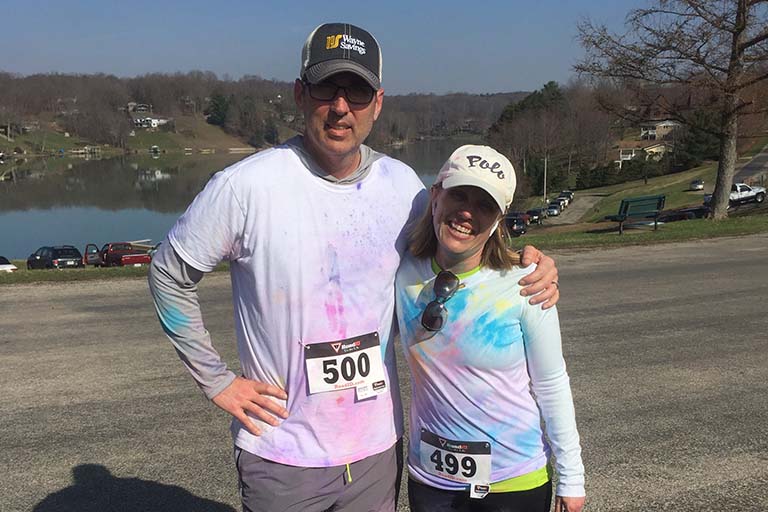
[235,442,399,512]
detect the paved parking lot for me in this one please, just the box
[1,233,766,511]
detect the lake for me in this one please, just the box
[0,135,481,259]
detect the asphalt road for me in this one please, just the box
[736,142,768,182]
[1,233,767,512]
[544,194,602,225]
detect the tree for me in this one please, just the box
[576,0,768,219]
[264,117,279,145]
[206,93,229,127]
[675,109,721,167]
[488,82,591,200]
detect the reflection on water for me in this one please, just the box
[0,136,481,258]
[0,154,242,213]
[375,135,482,178]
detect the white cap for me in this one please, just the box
[436,145,516,213]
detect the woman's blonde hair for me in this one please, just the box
[408,185,521,270]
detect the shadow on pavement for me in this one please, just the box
[33,464,236,512]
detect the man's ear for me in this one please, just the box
[373,88,384,121]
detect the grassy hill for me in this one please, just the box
[580,163,718,222]
[0,129,95,155]
[511,139,768,249]
[1,114,300,157]
[127,115,255,152]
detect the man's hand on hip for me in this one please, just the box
[212,376,289,436]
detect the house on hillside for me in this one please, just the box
[613,110,682,168]
[180,96,197,114]
[57,97,78,115]
[133,117,171,129]
[21,121,40,134]
[640,120,681,140]
[615,141,672,169]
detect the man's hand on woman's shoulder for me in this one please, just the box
[517,245,559,309]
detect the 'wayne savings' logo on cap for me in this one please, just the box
[325,34,367,55]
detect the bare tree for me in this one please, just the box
[576,0,768,219]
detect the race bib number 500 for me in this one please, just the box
[304,332,387,400]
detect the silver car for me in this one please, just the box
[0,256,18,273]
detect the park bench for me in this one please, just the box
[605,195,666,235]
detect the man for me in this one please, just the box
[149,22,560,512]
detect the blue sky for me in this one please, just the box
[4,0,637,94]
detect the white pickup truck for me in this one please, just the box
[704,183,766,207]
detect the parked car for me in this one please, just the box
[83,244,101,266]
[85,242,152,267]
[704,183,766,207]
[546,203,561,216]
[658,209,697,223]
[678,205,711,219]
[27,245,84,270]
[526,208,546,224]
[504,215,527,237]
[689,179,705,191]
[550,196,568,209]
[0,256,18,273]
[560,190,575,200]
[555,195,570,207]
[505,211,531,225]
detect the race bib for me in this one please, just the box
[304,332,387,400]
[419,428,492,499]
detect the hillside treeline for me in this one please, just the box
[3,70,764,198]
[368,92,527,145]
[0,71,292,149]
[0,71,525,150]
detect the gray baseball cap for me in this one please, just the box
[300,23,382,90]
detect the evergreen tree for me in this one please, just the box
[675,110,721,168]
[264,117,279,145]
[206,93,229,127]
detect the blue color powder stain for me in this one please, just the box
[159,303,189,335]
[326,245,341,285]
[471,308,523,349]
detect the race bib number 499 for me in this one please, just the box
[304,332,387,400]
[420,429,492,498]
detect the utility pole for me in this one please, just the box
[543,152,548,204]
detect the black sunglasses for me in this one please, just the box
[421,271,460,332]
[302,79,375,105]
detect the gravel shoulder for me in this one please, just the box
[2,234,767,512]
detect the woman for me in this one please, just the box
[395,145,585,512]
